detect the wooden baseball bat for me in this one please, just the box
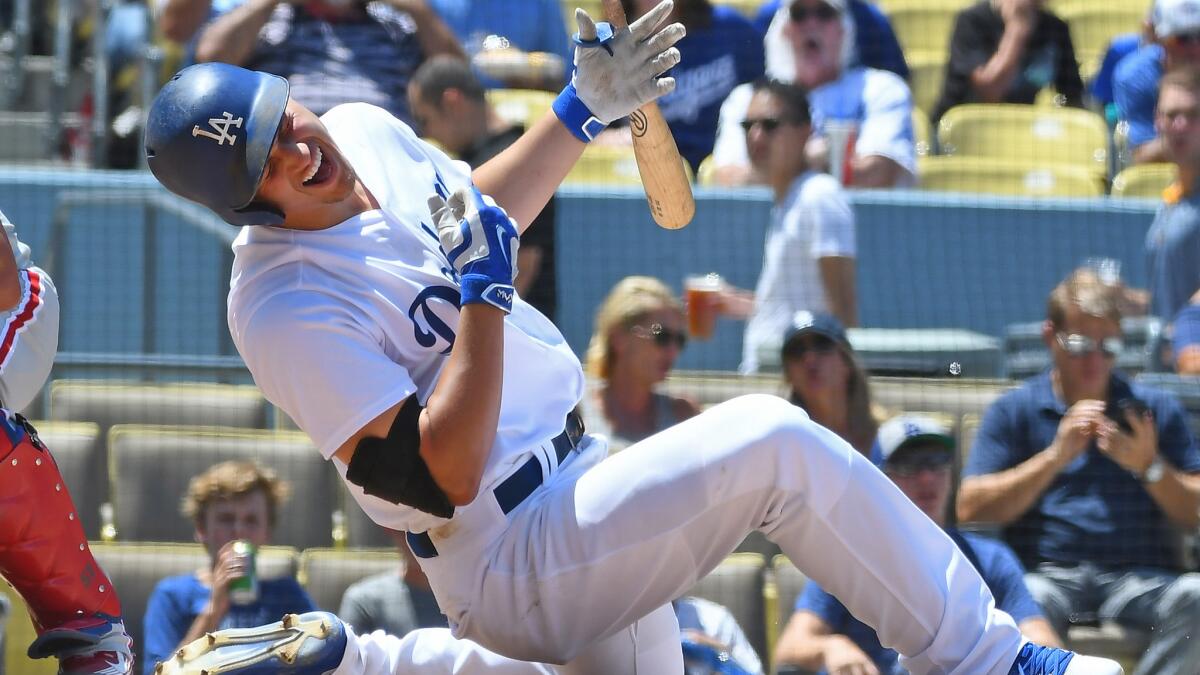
[603,0,695,230]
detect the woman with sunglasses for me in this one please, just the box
[780,311,883,456]
[584,276,702,454]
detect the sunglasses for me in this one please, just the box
[1055,332,1123,359]
[632,323,688,350]
[885,449,954,477]
[1172,32,1200,46]
[784,334,838,358]
[789,2,839,23]
[741,117,785,134]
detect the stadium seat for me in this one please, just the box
[769,555,808,660]
[919,156,1105,197]
[298,548,401,614]
[48,380,270,436]
[913,107,933,156]
[563,144,647,186]
[106,425,337,549]
[31,421,105,540]
[1111,163,1177,199]
[871,377,1015,420]
[878,0,966,59]
[89,542,299,669]
[686,552,768,666]
[1052,1,1149,79]
[710,0,761,18]
[937,105,1111,178]
[561,0,603,33]
[485,88,557,132]
[2,588,55,674]
[1134,372,1200,438]
[906,52,948,118]
[696,154,718,187]
[339,482,400,549]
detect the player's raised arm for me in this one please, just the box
[471,0,684,229]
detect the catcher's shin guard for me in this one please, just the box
[0,413,122,634]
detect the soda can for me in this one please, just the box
[228,540,259,605]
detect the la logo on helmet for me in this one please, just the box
[192,112,243,146]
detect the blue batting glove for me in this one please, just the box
[428,187,520,313]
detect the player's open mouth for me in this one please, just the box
[302,145,334,186]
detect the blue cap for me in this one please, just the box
[781,311,849,354]
[145,63,290,226]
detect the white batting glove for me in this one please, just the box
[572,0,685,124]
[428,187,520,314]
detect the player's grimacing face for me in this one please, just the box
[254,99,359,226]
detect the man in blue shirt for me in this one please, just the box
[773,414,1060,674]
[959,268,1200,675]
[142,460,317,673]
[1115,0,1200,164]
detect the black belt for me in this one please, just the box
[407,411,584,559]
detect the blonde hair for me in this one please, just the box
[585,276,685,379]
[181,460,291,528]
[1047,267,1123,328]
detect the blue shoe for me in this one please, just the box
[1009,642,1124,675]
[28,615,134,675]
[154,612,346,675]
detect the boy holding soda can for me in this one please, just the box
[141,460,316,673]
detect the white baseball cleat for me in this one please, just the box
[153,612,346,675]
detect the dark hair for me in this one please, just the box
[751,77,812,127]
[619,0,712,27]
[409,54,486,107]
[1160,66,1200,99]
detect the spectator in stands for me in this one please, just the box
[674,596,762,675]
[711,0,915,188]
[407,56,557,320]
[775,414,1061,674]
[778,311,878,456]
[194,0,464,125]
[933,0,1083,124]
[427,0,571,90]
[142,460,316,674]
[958,268,1200,675]
[712,81,857,371]
[338,530,447,635]
[751,0,908,80]
[1090,11,1154,129]
[1116,0,1200,164]
[1170,289,1200,374]
[583,276,700,454]
[613,0,764,173]
[1147,67,1200,330]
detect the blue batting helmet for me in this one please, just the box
[144,63,289,226]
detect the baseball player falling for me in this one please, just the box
[143,2,1122,674]
[0,209,135,674]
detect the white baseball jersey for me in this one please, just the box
[227,103,584,535]
[0,210,58,412]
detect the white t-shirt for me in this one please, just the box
[227,103,584,534]
[740,171,855,374]
[712,68,917,184]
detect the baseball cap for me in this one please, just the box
[873,414,955,467]
[789,0,847,13]
[781,311,849,355]
[1155,0,1200,38]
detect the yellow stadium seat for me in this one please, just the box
[3,587,56,674]
[711,0,762,19]
[1054,3,1149,79]
[913,107,933,157]
[696,154,718,186]
[1111,163,1178,198]
[485,88,557,131]
[937,104,1110,177]
[564,144,645,186]
[561,0,603,33]
[879,0,967,58]
[563,144,693,186]
[907,53,947,120]
[919,156,1105,197]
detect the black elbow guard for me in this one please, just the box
[345,396,455,519]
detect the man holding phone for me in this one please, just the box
[958,267,1200,675]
